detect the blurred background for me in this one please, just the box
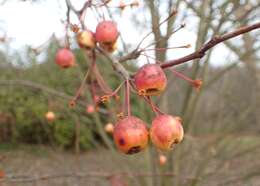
[0,0,260,186]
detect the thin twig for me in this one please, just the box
[161,22,260,68]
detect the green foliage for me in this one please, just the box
[0,39,153,151]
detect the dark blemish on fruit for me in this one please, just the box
[103,41,113,46]
[127,146,141,154]
[84,46,91,50]
[170,139,179,149]
[147,72,160,79]
[146,88,159,94]
[119,138,125,146]
[62,65,70,68]
[170,142,175,149]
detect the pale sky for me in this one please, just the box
[0,0,237,66]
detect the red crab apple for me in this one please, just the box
[134,64,167,96]
[95,21,119,51]
[77,30,96,50]
[55,48,75,68]
[45,111,55,122]
[150,115,184,151]
[113,116,149,154]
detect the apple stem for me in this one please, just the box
[145,96,164,115]
[70,67,91,106]
[169,68,203,90]
[95,81,125,110]
[125,79,131,116]
[89,51,113,94]
[147,96,159,116]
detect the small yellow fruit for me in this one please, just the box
[77,30,96,50]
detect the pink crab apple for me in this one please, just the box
[150,115,184,151]
[86,104,95,114]
[159,154,167,165]
[77,30,96,50]
[45,111,55,122]
[134,64,167,96]
[95,21,119,52]
[113,116,149,154]
[55,48,75,68]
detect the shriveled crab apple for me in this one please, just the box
[95,21,119,50]
[113,116,149,154]
[150,115,184,150]
[134,64,167,96]
[77,30,96,50]
[55,48,75,68]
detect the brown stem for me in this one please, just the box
[70,68,91,104]
[125,80,131,116]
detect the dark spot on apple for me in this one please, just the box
[103,41,113,46]
[119,138,125,146]
[146,88,159,94]
[127,146,141,154]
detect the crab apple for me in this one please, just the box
[0,170,5,178]
[134,64,167,96]
[104,123,114,133]
[159,154,167,165]
[86,104,95,114]
[45,111,55,122]
[94,95,100,103]
[77,30,96,50]
[113,116,149,154]
[150,115,184,151]
[95,21,119,46]
[55,48,75,68]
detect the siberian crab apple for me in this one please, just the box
[45,111,55,122]
[134,64,167,96]
[86,104,95,114]
[113,116,149,154]
[104,123,114,133]
[95,21,119,51]
[55,48,75,68]
[150,115,184,151]
[159,154,167,165]
[77,30,96,50]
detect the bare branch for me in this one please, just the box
[161,22,260,69]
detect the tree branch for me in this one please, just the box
[161,22,260,69]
